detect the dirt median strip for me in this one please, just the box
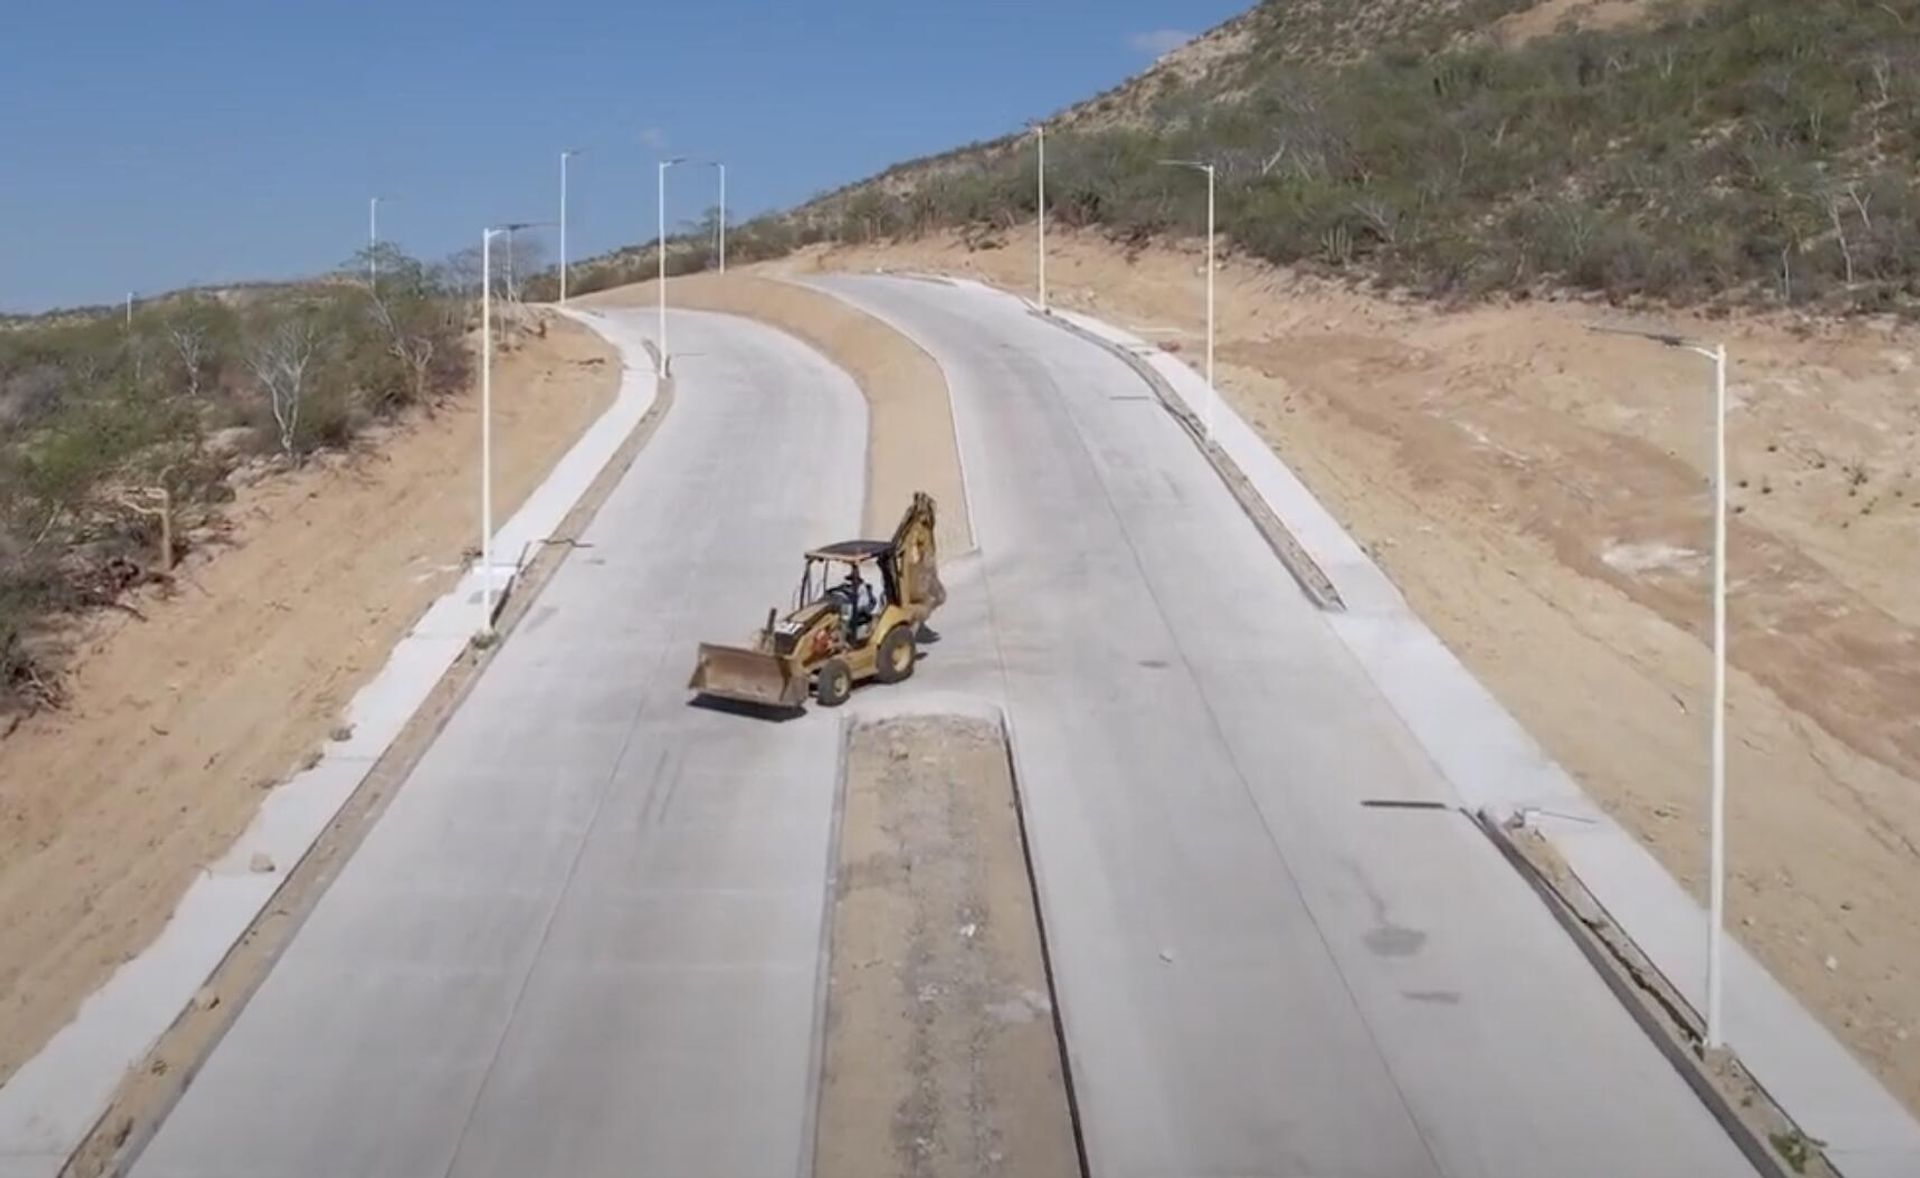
[817,715,1082,1178]
[580,274,973,555]
[56,371,678,1178]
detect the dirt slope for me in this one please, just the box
[0,311,619,1084]
[774,230,1920,1116]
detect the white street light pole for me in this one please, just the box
[369,197,380,288]
[1594,325,1731,1049]
[125,291,133,329]
[560,149,582,304]
[480,226,507,634]
[1032,121,1047,312]
[1705,337,1729,1051]
[658,157,685,376]
[1159,159,1217,441]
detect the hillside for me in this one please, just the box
[568,0,1920,317]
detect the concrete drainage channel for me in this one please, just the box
[812,712,1085,1178]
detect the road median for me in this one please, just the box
[582,274,972,555]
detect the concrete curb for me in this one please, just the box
[0,308,661,1178]
[993,286,1920,1178]
[1474,810,1809,1178]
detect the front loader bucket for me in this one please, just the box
[688,643,808,710]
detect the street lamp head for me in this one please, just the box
[562,147,585,159]
[1588,323,1708,351]
[661,156,688,169]
[1157,158,1214,174]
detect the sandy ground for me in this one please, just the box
[0,309,619,1086]
[580,275,972,555]
[819,716,1079,1178]
[774,230,1920,1116]
[1493,0,1659,41]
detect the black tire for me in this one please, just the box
[875,624,917,684]
[816,658,853,707]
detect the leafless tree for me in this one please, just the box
[369,293,437,408]
[112,480,176,570]
[1829,194,1855,286]
[248,321,316,460]
[168,320,211,396]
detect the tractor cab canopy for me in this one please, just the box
[804,539,891,563]
[796,539,898,610]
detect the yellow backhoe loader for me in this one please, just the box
[688,493,946,710]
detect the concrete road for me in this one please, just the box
[131,282,1756,1178]
[814,275,1758,1178]
[129,309,864,1178]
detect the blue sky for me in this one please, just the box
[0,0,1242,313]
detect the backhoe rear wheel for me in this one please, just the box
[816,658,853,708]
[876,624,917,684]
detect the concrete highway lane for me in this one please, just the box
[129,309,863,1178]
[813,274,1757,1178]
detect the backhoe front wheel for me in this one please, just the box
[816,658,853,708]
[876,624,917,685]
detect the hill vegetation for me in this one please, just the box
[0,248,475,708]
[569,0,1920,316]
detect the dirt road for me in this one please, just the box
[772,231,1920,1115]
[0,310,619,1085]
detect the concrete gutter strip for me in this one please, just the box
[0,308,660,1178]
[1001,285,1920,1178]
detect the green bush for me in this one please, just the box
[551,0,1920,320]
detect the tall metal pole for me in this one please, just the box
[1157,158,1218,440]
[560,152,570,304]
[1706,342,1729,1049]
[480,227,499,633]
[658,160,679,375]
[717,162,727,274]
[1036,123,1047,312]
[658,162,667,372]
[369,197,379,288]
[125,292,133,329]
[1204,163,1216,444]
[1589,325,1731,1049]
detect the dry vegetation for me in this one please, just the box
[0,244,558,711]
[575,0,1920,322]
